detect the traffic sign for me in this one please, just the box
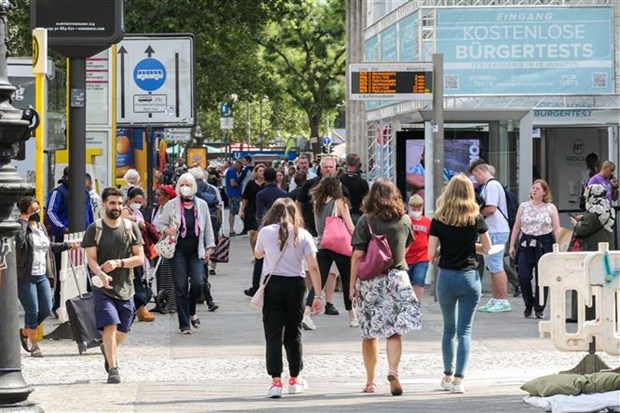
[322,136,332,147]
[116,34,195,127]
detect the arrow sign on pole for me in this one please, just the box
[116,34,195,127]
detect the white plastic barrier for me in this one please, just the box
[583,246,620,355]
[538,243,620,356]
[57,231,87,323]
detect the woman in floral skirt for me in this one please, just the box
[350,179,422,396]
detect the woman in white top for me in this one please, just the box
[509,179,561,319]
[254,198,323,399]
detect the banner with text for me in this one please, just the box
[437,7,613,95]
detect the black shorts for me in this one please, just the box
[244,214,259,231]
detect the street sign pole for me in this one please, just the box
[68,57,87,232]
[432,53,444,211]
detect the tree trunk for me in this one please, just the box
[309,113,322,155]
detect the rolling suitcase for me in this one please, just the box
[65,251,102,354]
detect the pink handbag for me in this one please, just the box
[357,219,393,281]
[320,201,353,256]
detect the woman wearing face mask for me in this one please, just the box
[405,194,431,304]
[15,196,78,357]
[121,187,155,322]
[157,173,216,334]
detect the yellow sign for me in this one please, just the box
[187,148,207,169]
[33,36,39,68]
[32,28,48,74]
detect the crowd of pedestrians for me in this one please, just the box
[14,151,618,396]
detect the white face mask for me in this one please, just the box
[130,203,141,211]
[179,186,192,197]
[410,211,422,220]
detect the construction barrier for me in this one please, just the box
[538,242,620,373]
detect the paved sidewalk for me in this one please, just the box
[20,235,620,412]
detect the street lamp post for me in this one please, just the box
[0,2,42,411]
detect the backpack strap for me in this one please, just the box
[123,217,136,243]
[483,178,509,223]
[94,218,103,246]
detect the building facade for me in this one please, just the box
[346,0,620,224]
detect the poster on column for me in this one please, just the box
[437,7,613,95]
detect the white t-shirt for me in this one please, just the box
[255,224,317,277]
[481,179,510,233]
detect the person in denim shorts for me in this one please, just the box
[405,194,430,303]
[470,163,512,313]
[83,187,145,384]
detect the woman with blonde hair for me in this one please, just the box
[121,169,141,199]
[428,174,492,394]
[350,179,421,396]
[509,179,561,319]
[255,198,323,398]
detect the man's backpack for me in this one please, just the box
[94,217,136,246]
[93,218,137,280]
[487,178,518,230]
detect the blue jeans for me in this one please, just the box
[436,268,481,378]
[18,275,53,329]
[171,251,205,330]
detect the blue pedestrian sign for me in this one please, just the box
[133,58,166,92]
[322,136,332,146]
[220,103,232,118]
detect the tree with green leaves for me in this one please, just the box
[259,0,346,154]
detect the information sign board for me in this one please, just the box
[31,0,124,57]
[349,63,433,101]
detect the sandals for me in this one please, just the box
[19,328,32,353]
[180,327,192,335]
[387,374,403,396]
[190,317,201,329]
[363,382,377,393]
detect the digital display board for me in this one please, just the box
[349,63,433,100]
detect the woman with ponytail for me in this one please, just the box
[157,173,215,334]
[255,198,323,398]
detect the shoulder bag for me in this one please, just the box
[320,200,353,256]
[251,244,288,310]
[210,232,230,263]
[155,234,177,259]
[357,218,393,281]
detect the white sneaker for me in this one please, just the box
[349,319,359,328]
[452,381,465,393]
[302,316,316,331]
[268,381,283,398]
[288,377,308,394]
[478,298,498,312]
[440,378,453,391]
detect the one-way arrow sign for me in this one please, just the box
[116,34,195,127]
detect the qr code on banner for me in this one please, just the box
[591,73,608,88]
[444,74,459,90]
